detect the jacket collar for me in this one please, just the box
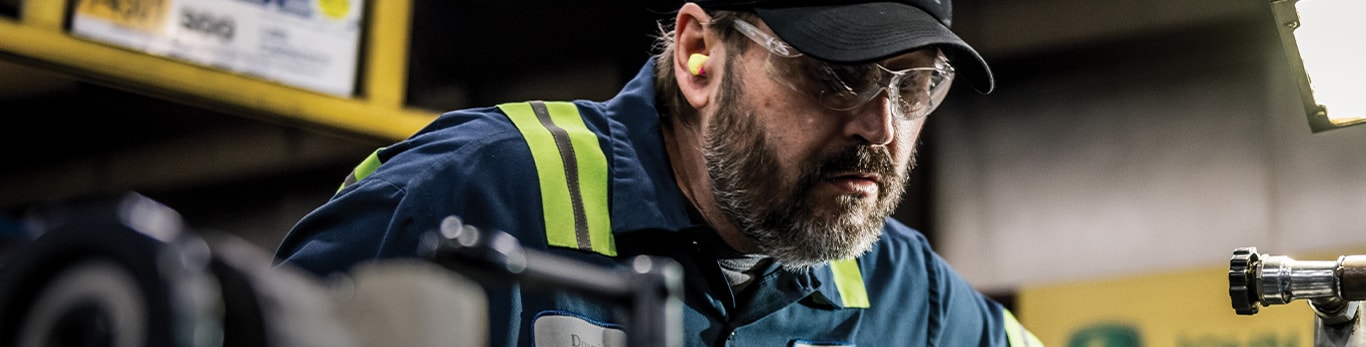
[602,58,708,235]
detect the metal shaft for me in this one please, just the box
[1260,255,1339,305]
[1232,248,1366,322]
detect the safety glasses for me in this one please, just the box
[731,18,956,120]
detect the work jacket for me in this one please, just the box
[276,59,1041,347]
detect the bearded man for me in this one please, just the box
[276,1,1042,346]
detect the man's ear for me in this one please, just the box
[674,3,717,110]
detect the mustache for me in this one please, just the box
[812,145,897,181]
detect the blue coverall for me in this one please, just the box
[276,59,1041,347]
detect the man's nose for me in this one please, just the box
[843,95,896,145]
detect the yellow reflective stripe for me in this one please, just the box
[542,101,614,256]
[1003,309,1045,347]
[498,101,615,256]
[830,258,870,308]
[337,147,385,193]
[499,102,576,250]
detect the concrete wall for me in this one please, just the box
[935,1,1366,291]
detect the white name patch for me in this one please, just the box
[532,312,626,347]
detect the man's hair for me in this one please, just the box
[652,10,758,127]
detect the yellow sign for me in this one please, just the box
[70,0,368,96]
[1018,266,1312,347]
[75,0,171,33]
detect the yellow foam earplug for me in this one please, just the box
[687,53,709,76]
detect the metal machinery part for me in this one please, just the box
[0,193,230,347]
[0,192,682,347]
[0,193,357,347]
[421,215,684,347]
[1230,247,1366,347]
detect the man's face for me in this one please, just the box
[701,36,928,268]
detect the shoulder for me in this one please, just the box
[362,101,616,237]
[331,105,548,232]
[374,104,562,188]
[397,101,617,157]
[379,100,619,196]
[394,105,527,160]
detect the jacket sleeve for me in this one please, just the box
[274,175,411,276]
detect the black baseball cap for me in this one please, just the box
[692,0,994,93]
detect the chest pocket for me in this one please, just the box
[498,101,616,257]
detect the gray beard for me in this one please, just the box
[702,64,911,269]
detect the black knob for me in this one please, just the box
[1229,247,1261,315]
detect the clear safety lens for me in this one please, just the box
[733,18,956,120]
[768,51,955,120]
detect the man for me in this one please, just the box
[276,0,1043,346]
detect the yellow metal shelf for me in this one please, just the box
[0,0,435,142]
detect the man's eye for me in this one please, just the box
[899,76,931,93]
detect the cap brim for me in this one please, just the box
[755,2,994,93]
